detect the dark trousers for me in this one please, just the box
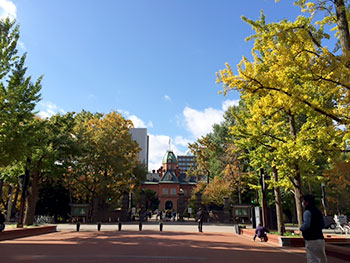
[198,220,203,232]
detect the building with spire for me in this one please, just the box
[142,150,196,210]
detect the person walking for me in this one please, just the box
[196,208,204,232]
[300,194,328,263]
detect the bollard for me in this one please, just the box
[76,222,80,232]
[118,222,122,231]
[139,222,142,231]
[159,222,163,231]
[97,222,101,231]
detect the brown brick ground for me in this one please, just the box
[0,230,347,263]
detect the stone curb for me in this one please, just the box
[0,225,57,241]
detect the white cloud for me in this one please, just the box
[118,99,240,171]
[164,95,171,101]
[148,134,185,171]
[118,109,153,129]
[0,0,16,20]
[129,115,153,128]
[182,99,240,139]
[183,106,223,139]
[174,136,192,147]
[222,99,239,111]
[37,101,66,119]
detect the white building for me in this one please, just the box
[130,128,149,169]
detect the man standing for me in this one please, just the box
[300,195,328,263]
[196,208,204,232]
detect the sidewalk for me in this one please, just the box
[1,228,347,263]
[56,222,237,233]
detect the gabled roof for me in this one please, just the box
[160,170,179,183]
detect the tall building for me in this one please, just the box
[177,155,195,174]
[130,128,149,169]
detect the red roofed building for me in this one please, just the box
[142,150,197,210]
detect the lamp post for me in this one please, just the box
[177,188,185,222]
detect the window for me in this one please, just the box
[162,188,168,195]
[170,188,176,195]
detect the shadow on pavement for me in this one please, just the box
[0,231,347,263]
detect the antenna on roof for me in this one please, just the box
[168,137,171,150]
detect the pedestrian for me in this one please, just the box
[196,208,204,232]
[0,208,5,232]
[155,209,159,221]
[172,211,176,222]
[300,194,328,263]
[253,223,269,242]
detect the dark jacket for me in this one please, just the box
[302,206,325,241]
[196,210,204,222]
[255,225,268,237]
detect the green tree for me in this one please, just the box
[217,12,344,226]
[0,19,42,166]
[23,113,77,225]
[65,111,144,219]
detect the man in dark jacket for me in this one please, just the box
[300,194,327,263]
[253,223,269,242]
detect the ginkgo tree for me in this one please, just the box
[217,12,344,226]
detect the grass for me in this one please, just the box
[270,231,302,237]
[5,223,45,229]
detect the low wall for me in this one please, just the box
[240,228,281,246]
[239,228,350,247]
[239,228,350,260]
[0,225,57,241]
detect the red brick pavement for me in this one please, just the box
[0,230,347,263]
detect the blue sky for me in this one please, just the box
[0,0,302,170]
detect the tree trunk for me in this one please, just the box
[308,182,312,194]
[0,179,4,205]
[260,169,268,227]
[238,164,242,204]
[24,170,40,225]
[272,167,285,235]
[17,157,31,227]
[11,184,20,218]
[6,185,13,221]
[289,113,304,227]
[293,171,303,227]
[334,0,350,55]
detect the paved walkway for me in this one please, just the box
[0,225,348,263]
